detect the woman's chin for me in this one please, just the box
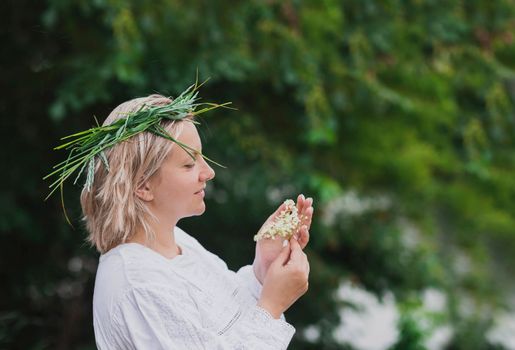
[195,203,207,216]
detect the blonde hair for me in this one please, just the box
[80,94,189,254]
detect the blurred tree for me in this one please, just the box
[2,0,515,349]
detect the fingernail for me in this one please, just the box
[282,239,288,247]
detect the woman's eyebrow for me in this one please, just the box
[182,148,201,161]
[194,145,204,155]
[192,149,202,158]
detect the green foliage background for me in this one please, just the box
[2,0,515,349]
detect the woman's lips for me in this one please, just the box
[195,189,205,197]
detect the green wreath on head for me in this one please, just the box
[44,80,231,223]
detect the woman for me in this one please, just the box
[79,93,314,349]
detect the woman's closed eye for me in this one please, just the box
[184,151,201,169]
[184,163,196,169]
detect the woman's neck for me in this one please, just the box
[128,221,182,259]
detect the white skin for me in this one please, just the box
[131,121,314,318]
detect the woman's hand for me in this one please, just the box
[257,237,310,318]
[253,194,314,284]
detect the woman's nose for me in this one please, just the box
[200,159,215,182]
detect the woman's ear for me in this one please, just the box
[135,180,154,202]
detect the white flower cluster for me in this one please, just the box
[254,199,302,241]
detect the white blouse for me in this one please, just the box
[93,227,296,349]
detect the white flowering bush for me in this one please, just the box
[254,199,302,241]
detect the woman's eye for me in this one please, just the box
[185,163,195,169]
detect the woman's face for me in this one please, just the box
[148,121,215,221]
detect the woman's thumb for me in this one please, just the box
[273,239,291,266]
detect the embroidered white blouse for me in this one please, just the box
[92,226,296,349]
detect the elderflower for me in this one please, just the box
[254,199,303,241]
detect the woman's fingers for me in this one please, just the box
[288,237,306,263]
[262,195,313,248]
[296,194,305,214]
[300,200,313,232]
[305,206,313,226]
[298,225,310,249]
[287,238,310,280]
[292,194,313,249]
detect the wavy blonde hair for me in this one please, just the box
[80,94,189,254]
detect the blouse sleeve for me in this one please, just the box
[176,228,290,321]
[176,229,261,299]
[111,287,295,350]
[235,264,262,301]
